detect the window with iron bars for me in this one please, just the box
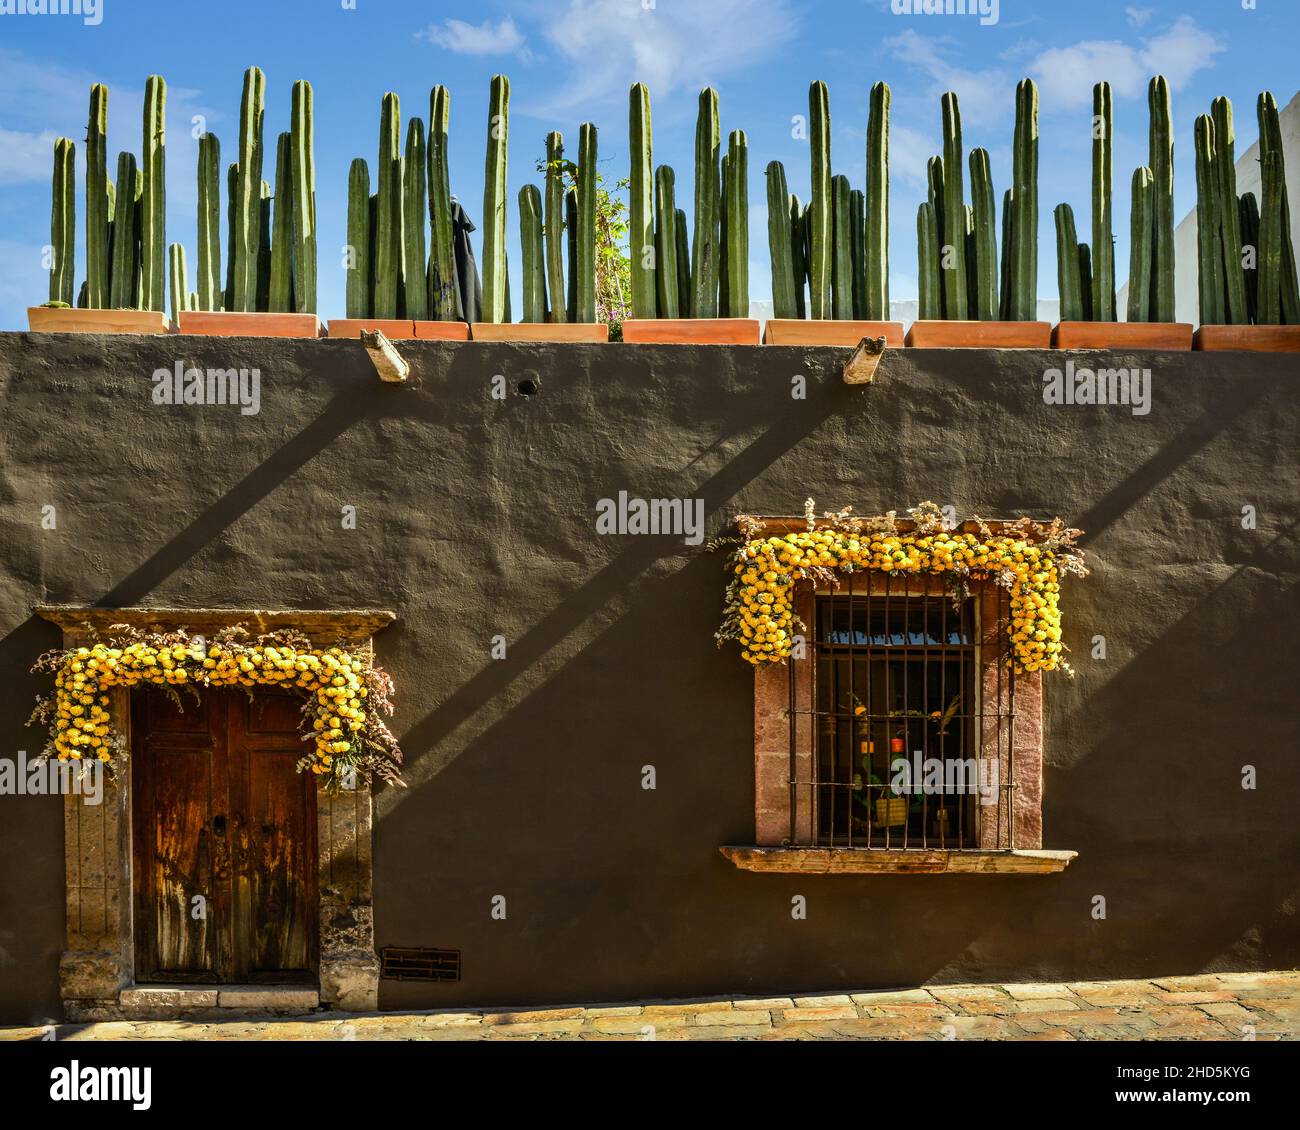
[785,574,1019,852]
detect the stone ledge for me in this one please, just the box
[719,846,1077,874]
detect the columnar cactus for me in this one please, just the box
[519,184,546,323]
[969,148,998,321]
[718,152,730,317]
[865,81,890,321]
[140,75,167,313]
[49,138,76,306]
[1211,98,1247,326]
[926,155,945,318]
[807,81,831,319]
[197,132,221,311]
[629,83,655,319]
[675,205,691,314]
[291,80,317,315]
[940,92,968,320]
[830,174,853,320]
[1054,203,1083,322]
[999,188,1013,320]
[917,202,941,320]
[850,187,866,320]
[346,158,371,318]
[110,152,138,309]
[1193,114,1225,326]
[1258,92,1299,323]
[1148,76,1175,322]
[224,162,238,312]
[1092,82,1115,322]
[85,84,109,309]
[692,87,721,318]
[1239,191,1260,325]
[1257,150,1285,325]
[655,164,680,318]
[234,67,266,312]
[1078,244,1094,321]
[543,131,567,323]
[790,193,807,319]
[403,117,429,321]
[427,85,457,320]
[1127,166,1155,323]
[374,92,402,320]
[257,180,272,313]
[576,122,597,323]
[269,132,294,312]
[482,74,510,323]
[168,242,187,324]
[1010,78,1039,321]
[565,186,579,321]
[765,161,797,319]
[725,129,749,318]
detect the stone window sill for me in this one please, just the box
[719,846,1077,875]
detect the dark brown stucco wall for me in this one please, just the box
[0,332,1297,1023]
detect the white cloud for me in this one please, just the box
[418,17,530,58]
[881,29,1008,127]
[536,0,799,115]
[1125,6,1154,29]
[1029,16,1225,110]
[0,128,63,186]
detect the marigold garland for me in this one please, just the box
[716,502,1087,675]
[29,625,403,789]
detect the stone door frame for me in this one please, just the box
[36,607,394,1021]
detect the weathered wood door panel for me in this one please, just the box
[132,687,317,983]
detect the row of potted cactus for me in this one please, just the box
[30,69,1300,350]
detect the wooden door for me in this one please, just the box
[132,687,318,983]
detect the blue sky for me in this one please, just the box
[1,0,1297,327]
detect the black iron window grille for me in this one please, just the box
[788,573,1018,851]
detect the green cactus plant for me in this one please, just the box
[830,174,853,320]
[345,159,371,319]
[1054,203,1083,322]
[1210,98,1247,326]
[969,148,998,321]
[940,91,968,320]
[725,129,749,319]
[482,74,510,323]
[427,85,456,320]
[168,242,187,325]
[197,132,221,311]
[1127,166,1155,323]
[808,81,831,319]
[403,117,428,321]
[790,193,807,319]
[629,83,655,320]
[765,161,797,320]
[290,80,317,315]
[1078,243,1094,322]
[1092,82,1115,322]
[654,164,680,318]
[1193,114,1226,327]
[109,152,138,309]
[692,87,721,318]
[925,155,945,318]
[865,81,890,321]
[257,180,272,313]
[373,93,402,320]
[234,67,266,312]
[1258,91,1299,324]
[1240,191,1260,325]
[270,132,294,312]
[719,151,730,318]
[575,122,597,323]
[917,201,941,321]
[675,206,691,313]
[224,162,237,312]
[1010,78,1039,322]
[1257,150,1285,325]
[49,138,76,307]
[519,183,546,323]
[566,186,578,322]
[85,84,110,309]
[850,187,866,320]
[1148,76,1175,322]
[140,74,167,313]
[543,131,567,323]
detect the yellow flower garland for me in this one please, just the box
[37,633,400,786]
[723,529,1067,674]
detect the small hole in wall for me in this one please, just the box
[516,378,540,397]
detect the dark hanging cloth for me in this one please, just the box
[451,197,482,324]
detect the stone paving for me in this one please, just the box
[2,970,1296,1041]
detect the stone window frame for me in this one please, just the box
[36,606,395,1020]
[718,530,1076,876]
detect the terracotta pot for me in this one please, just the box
[621,318,760,344]
[327,318,418,339]
[27,307,171,335]
[762,319,904,346]
[178,311,322,337]
[1193,324,1300,353]
[905,320,1051,348]
[470,322,609,343]
[412,320,471,340]
[1053,321,1192,350]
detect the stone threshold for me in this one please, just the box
[720,846,1077,874]
[114,984,321,1019]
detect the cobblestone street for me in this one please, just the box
[3,971,1296,1041]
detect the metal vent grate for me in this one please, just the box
[380,946,461,982]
